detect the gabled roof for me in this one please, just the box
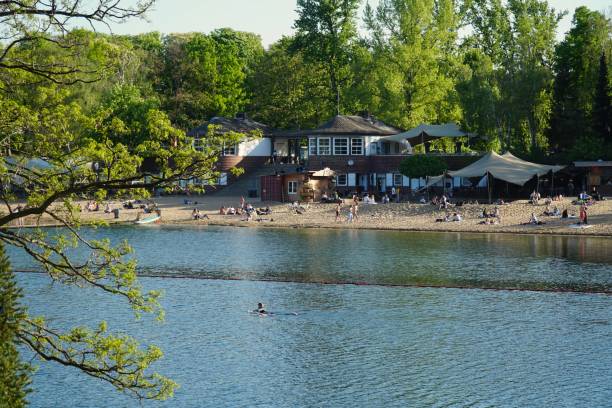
[277,115,402,137]
[381,123,468,144]
[188,116,270,137]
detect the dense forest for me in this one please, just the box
[1,0,611,162]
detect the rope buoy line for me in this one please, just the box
[13,269,611,296]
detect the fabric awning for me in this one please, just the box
[381,123,468,144]
[444,151,565,186]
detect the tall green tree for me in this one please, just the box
[0,1,243,402]
[292,0,361,115]
[593,52,612,146]
[464,0,562,155]
[248,37,333,128]
[0,243,31,408]
[362,0,463,129]
[549,6,612,156]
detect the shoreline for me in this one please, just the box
[6,217,612,238]
[5,196,612,238]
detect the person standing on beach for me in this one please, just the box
[335,202,341,222]
[579,204,588,224]
[348,205,354,223]
[353,201,359,221]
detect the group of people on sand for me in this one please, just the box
[85,201,99,212]
[192,208,209,220]
[218,197,273,222]
[334,197,360,223]
[479,207,501,225]
[436,212,462,223]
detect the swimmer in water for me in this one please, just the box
[256,302,267,314]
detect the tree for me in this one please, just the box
[292,0,361,115]
[247,37,333,129]
[0,1,153,84]
[362,0,463,129]
[464,0,562,154]
[0,0,242,402]
[399,155,448,179]
[0,243,31,408]
[593,53,612,145]
[549,6,612,156]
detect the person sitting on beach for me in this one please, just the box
[227,207,236,215]
[543,205,554,216]
[590,187,604,201]
[382,194,389,204]
[192,208,200,219]
[451,212,462,222]
[431,196,439,206]
[529,190,539,204]
[257,207,272,216]
[439,194,449,210]
[529,212,545,225]
[321,192,329,203]
[579,191,591,201]
[552,206,560,216]
[435,214,448,222]
[544,196,552,205]
[419,197,427,204]
[363,195,370,204]
[481,208,489,218]
[219,206,227,215]
[369,194,377,204]
[561,209,569,218]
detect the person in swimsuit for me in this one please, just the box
[256,303,267,314]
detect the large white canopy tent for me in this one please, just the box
[447,151,564,186]
[425,151,565,201]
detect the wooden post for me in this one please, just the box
[487,172,492,204]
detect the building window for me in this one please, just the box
[336,174,347,186]
[351,138,364,155]
[333,138,349,155]
[222,144,237,156]
[393,173,403,186]
[288,181,298,194]
[318,137,331,155]
[309,138,317,156]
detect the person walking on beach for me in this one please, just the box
[348,205,354,223]
[335,202,341,222]
[579,204,588,224]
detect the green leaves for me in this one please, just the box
[399,155,448,178]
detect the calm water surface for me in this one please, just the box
[9,227,612,407]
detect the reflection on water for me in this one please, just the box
[8,226,612,292]
[10,227,612,407]
[19,274,612,408]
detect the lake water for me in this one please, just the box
[9,226,612,407]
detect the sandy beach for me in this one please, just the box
[9,195,612,237]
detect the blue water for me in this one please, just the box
[8,227,612,407]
